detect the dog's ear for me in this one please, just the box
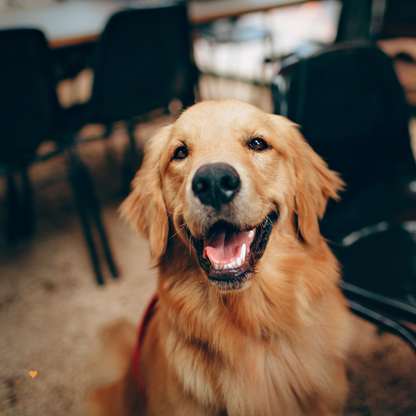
[292,129,344,244]
[120,125,172,261]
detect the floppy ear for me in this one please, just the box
[293,130,344,244]
[120,125,172,261]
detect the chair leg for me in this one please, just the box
[20,164,35,237]
[122,120,142,196]
[65,146,105,285]
[5,169,20,242]
[78,155,119,279]
[66,144,119,282]
[103,123,118,168]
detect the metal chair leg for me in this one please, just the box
[122,120,142,196]
[103,123,118,168]
[20,164,35,237]
[341,282,416,356]
[66,144,119,283]
[5,169,20,242]
[348,300,416,355]
[78,155,119,279]
[65,146,104,285]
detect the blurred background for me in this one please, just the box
[1,0,416,414]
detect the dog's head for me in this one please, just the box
[121,100,343,291]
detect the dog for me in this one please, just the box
[88,99,352,416]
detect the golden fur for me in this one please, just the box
[87,99,352,416]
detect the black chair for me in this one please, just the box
[0,28,118,285]
[272,44,416,352]
[65,3,199,192]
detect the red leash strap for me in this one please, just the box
[132,294,158,402]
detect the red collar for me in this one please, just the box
[132,294,158,402]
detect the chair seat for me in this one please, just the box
[322,177,416,307]
[335,222,416,306]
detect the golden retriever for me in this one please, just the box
[88,99,351,416]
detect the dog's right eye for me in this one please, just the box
[248,138,268,151]
[172,146,188,160]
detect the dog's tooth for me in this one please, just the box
[213,262,219,270]
[248,230,255,238]
[236,257,242,267]
[230,261,236,269]
[240,243,246,261]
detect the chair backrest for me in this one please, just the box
[272,44,415,198]
[87,3,198,124]
[378,0,416,39]
[335,0,373,43]
[0,29,60,163]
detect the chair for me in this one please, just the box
[65,3,199,192]
[0,28,118,285]
[272,43,416,351]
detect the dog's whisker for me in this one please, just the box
[169,224,186,241]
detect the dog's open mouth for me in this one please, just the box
[185,211,278,290]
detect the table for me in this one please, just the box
[0,0,307,48]
[189,0,307,24]
[0,2,121,48]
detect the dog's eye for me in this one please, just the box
[173,146,188,160]
[248,138,268,151]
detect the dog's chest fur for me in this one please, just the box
[163,305,341,416]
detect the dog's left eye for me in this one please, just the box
[173,146,188,160]
[248,138,268,151]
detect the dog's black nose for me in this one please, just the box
[192,163,240,209]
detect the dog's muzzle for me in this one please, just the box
[186,162,278,291]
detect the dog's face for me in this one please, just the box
[122,100,343,291]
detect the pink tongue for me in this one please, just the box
[204,230,251,264]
